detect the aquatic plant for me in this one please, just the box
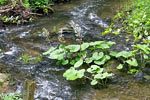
[43,41,115,85]
[18,54,42,64]
[110,43,150,74]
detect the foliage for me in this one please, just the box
[1,16,32,24]
[0,0,8,5]
[111,43,150,74]
[18,54,42,64]
[44,41,116,85]
[132,44,150,68]
[0,93,22,100]
[102,0,150,42]
[29,0,54,14]
[122,0,150,41]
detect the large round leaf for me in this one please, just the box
[74,59,83,68]
[81,43,90,51]
[66,45,80,52]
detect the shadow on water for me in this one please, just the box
[0,0,150,100]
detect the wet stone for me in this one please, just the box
[134,72,146,81]
[142,67,150,75]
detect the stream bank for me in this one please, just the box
[1,0,150,100]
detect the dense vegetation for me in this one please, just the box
[0,0,70,24]
[103,0,150,42]
[43,0,150,86]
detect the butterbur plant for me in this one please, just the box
[43,41,115,86]
[110,43,150,74]
[110,50,139,74]
[132,44,150,68]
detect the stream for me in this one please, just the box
[1,0,150,100]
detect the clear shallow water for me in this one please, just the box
[0,0,150,100]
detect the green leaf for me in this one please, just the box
[126,58,138,67]
[70,60,76,65]
[133,44,150,54]
[99,52,104,59]
[94,57,107,65]
[63,68,85,80]
[106,41,116,46]
[98,44,110,49]
[92,52,99,60]
[109,51,118,57]
[144,54,149,59]
[90,41,104,46]
[116,64,123,69]
[85,58,93,64]
[74,59,83,68]
[87,65,102,73]
[94,60,105,65]
[91,80,98,85]
[92,52,104,60]
[116,51,132,58]
[81,43,89,51]
[94,73,106,79]
[62,60,69,65]
[50,50,62,59]
[58,53,65,60]
[63,67,78,80]
[77,69,85,78]
[103,72,113,78]
[81,51,88,58]
[105,55,110,60]
[128,69,137,74]
[43,47,56,55]
[66,45,80,52]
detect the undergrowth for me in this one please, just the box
[102,0,150,42]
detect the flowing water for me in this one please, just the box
[0,0,150,100]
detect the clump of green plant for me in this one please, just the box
[0,93,22,100]
[110,43,150,74]
[132,44,150,68]
[30,0,54,14]
[101,23,120,36]
[0,0,8,5]
[43,41,115,85]
[122,0,150,41]
[102,0,150,42]
[110,50,139,74]
[1,16,32,24]
[18,54,42,64]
